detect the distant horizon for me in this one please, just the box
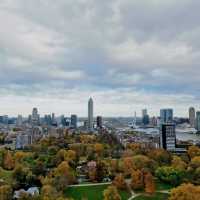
[0,104,198,119]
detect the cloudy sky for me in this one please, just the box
[0,0,200,117]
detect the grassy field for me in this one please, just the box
[0,167,13,184]
[65,184,131,200]
[133,193,169,200]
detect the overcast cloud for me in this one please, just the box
[0,0,200,117]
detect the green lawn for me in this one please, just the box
[0,167,13,184]
[133,193,169,200]
[65,184,131,200]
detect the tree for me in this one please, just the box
[155,166,185,186]
[96,161,108,182]
[0,149,5,167]
[14,152,29,164]
[3,150,14,170]
[126,143,143,155]
[54,161,76,185]
[131,170,144,190]
[144,172,155,195]
[122,157,134,176]
[191,156,200,168]
[113,174,127,190]
[169,183,200,200]
[109,159,120,176]
[41,185,58,200]
[132,155,151,170]
[32,160,46,176]
[13,164,29,187]
[0,185,12,200]
[171,156,187,171]
[148,149,171,165]
[94,143,104,157]
[65,150,76,163]
[188,146,200,159]
[53,175,68,192]
[103,185,121,200]
[55,149,67,166]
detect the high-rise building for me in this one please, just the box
[97,116,103,128]
[71,114,78,129]
[88,97,94,131]
[51,113,57,126]
[142,109,147,117]
[150,117,157,127]
[44,114,52,126]
[160,123,176,151]
[31,108,40,126]
[16,115,23,126]
[160,109,173,124]
[189,107,196,128]
[142,109,149,125]
[143,115,149,125]
[196,111,200,131]
[60,115,66,126]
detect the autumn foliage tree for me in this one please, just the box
[94,143,104,157]
[54,161,76,185]
[169,183,200,200]
[171,156,187,171]
[14,152,29,164]
[148,149,171,165]
[191,156,200,168]
[123,157,134,176]
[41,184,58,200]
[113,174,127,190]
[144,172,155,195]
[65,150,77,163]
[188,146,200,159]
[131,170,144,190]
[0,185,12,200]
[103,185,121,200]
[3,150,14,170]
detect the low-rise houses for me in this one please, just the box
[14,187,39,199]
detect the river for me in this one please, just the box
[135,128,200,142]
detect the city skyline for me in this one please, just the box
[1,103,200,119]
[1,1,200,116]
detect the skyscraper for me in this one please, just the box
[71,114,78,129]
[31,108,40,126]
[189,107,195,128]
[196,111,200,131]
[97,116,103,128]
[88,97,94,131]
[142,109,147,117]
[16,115,23,126]
[160,109,173,124]
[142,109,149,125]
[51,113,57,126]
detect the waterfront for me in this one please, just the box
[135,127,200,142]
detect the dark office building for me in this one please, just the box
[97,116,103,128]
[142,114,150,125]
[160,123,176,151]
